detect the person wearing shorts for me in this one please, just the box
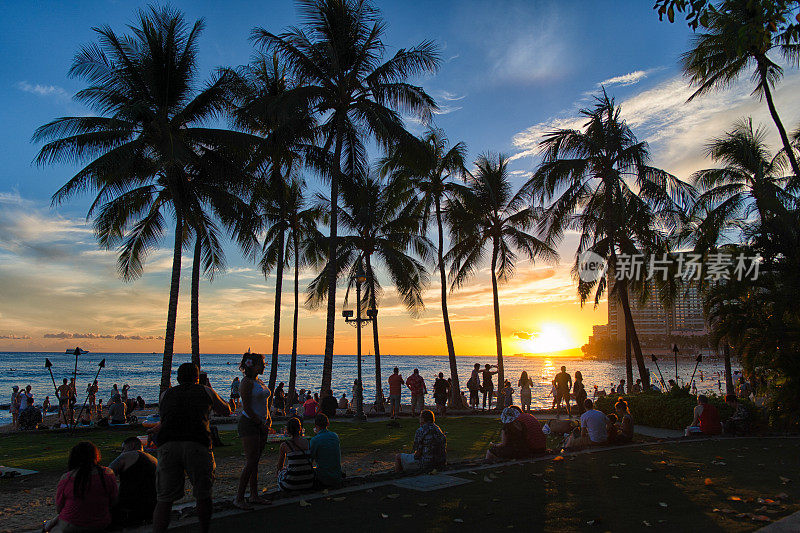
[554,366,573,417]
[387,367,404,419]
[152,363,230,533]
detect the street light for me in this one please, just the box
[342,260,377,421]
[672,344,679,384]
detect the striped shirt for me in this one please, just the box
[278,440,314,491]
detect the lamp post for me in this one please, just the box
[342,261,377,421]
[672,344,679,384]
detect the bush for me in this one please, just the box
[594,391,743,430]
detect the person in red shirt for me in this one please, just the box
[387,367,405,419]
[45,441,118,532]
[685,395,722,436]
[405,369,427,416]
[514,406,546,453]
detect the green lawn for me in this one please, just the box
[174,438,800,533]
[0,416,517,473]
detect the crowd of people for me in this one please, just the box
[8,380,146,431]
[31,351,760,532]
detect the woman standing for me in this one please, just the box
[234,352,272,509]
[44,441,118,532]
[276,417,314,491]
[573,371,587,415]
[518,371,533,412]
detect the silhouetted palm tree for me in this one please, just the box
[681,0,800,178]
[308,173,431,406]
[523,92,692,391]
[380,127,468,406]
[448,154,557,390]
[34,6,248,391]
[232,53,318,391]
[253,0,440,393]
[687,118,797,252]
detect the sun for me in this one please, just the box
[517,323,575,354]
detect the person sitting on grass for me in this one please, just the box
[44,441,118,533]
[18,396,43,430]
[485,406,535,462]
[723,394,750,435]
[612,398,634,444]
[303,394,318,419]
[109,436,157,527]
[395,409,447,473]
[310,413,342,488]
[319,389,338,419]
[277,417,314,491]
[108,394,126,424]
[578,399,609,448]
[684,394,722,437]
[338,393,349,411]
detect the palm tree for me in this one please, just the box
[447,154,557,390]
[687,118,796,252]
[380,127,468,406]
[34,6,248,391]
[681,0,800,179]
[308,173,431,407]
[253,0,440,393]
[523,92,692,391]
[284,179,324,402]
[232,53,318,392]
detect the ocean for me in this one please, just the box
[1,351,737,424]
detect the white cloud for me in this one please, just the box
[509,70,800,178]
[16,81,68,99]
[597,69,655,88]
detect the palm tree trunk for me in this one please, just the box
[723,342,734,395]
[618,281,649,391]
[625,320,633,393]
[490,240,504,393]
[269,228,285,392]
[365,255,384,411]
[758,58,800,178]
[190,234,201,370]
[289,230,299,404]
[161,213,183,393]
[321,125,343,395]
[435,197,460,407]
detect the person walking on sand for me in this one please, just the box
[152,363,231,533]
[518,371,533,412]
[388,367,404,419]
[406,369,427,417]
[234,352,272,510]
[481,364,498,410]
[554,366,572,417]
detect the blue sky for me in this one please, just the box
[1,1,799,354]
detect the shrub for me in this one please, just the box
[595,391,745,430]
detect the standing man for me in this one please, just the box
[56,378,71,426]
[554,366,573,417]
[87,380,99,416]
[481,364,498,410]
[405,369,427,417]
[433,373,450,416]
[387,367,404,419]
[152,363,230,533]
[467,363,481,408]
[230,376,240,411]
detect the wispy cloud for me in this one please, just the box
[597,68,660,88]
[16,81,69,99]
[43,331,164,340]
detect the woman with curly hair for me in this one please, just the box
[234,352,272,509]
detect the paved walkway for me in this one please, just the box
[758,510,800,532]
[634,425,684,438]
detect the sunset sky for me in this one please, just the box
[1,1,799,355]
